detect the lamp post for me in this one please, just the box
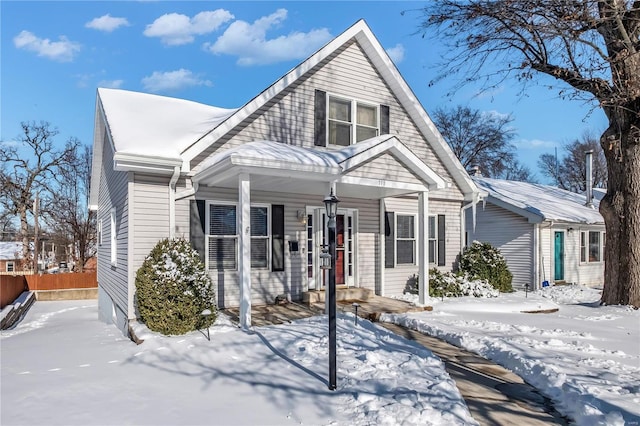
[323,188,339,390]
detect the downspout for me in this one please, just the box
[533,222,539,290]
[169,166,180,239]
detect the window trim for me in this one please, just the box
[6,261,15,272]
[110,208,117,266]
[580,230,604,263]
[395,212,417,265]
[327,93,380,147]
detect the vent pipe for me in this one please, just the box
[585,150,594,207]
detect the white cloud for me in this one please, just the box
[141,69,212,92]
[482,110,512,120]
[204,9,332,66]
[144,10,234,46]
[13,30,81,62]
[386,43,405,63]
[98,79,124,89]
[85,14,130,32]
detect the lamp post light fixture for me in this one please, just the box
[201,309,212,341]
[323,188,339,391]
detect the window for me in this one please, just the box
[396,214,416,265]
[429,215,446,266]
[207,203,271,270]
[98,220,102,246]
[6,261,14,272]
[110,208,117,266]
[315,90,389,147]
[328,96,379,146]
[581,231,603,263]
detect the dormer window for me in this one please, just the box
[315,89,389,147]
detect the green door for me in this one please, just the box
[554,231,564,281]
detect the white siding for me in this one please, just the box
[96,124,130,322]
[383,196,462,297]
[466,203,534,290]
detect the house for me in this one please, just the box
[89,20,482,335]
[466,176,605,290]
[0,242,23,273]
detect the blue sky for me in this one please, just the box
[1,1,608,182]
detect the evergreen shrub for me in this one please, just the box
[135,238,216,335]
[460,241,513,293]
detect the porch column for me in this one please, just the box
[239,173,251,329]
[418,191,429,305]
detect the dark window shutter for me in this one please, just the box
[190,200,207,262]
[437,214,446,266]
[380,104,390,135]
[385,211,395,268]
[271,205,285,272]
[314,90,327,146]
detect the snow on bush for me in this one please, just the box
[429,268,499,298]
[460,241,513,293]
[135,238,216,335]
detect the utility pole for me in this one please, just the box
[33,193,39,272]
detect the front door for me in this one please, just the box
[554,231,564,281]
[306,208,355,290]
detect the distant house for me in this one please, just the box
[0,242,24,273]
[89,20,482,335]
[466,177,605,290]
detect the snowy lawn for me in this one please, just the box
[1,299,474,426]
[385,285,640,426]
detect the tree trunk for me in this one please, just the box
[599,106,640,308]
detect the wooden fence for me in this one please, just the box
[1,275,28,309]
[0,272,97,308]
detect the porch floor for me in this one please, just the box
[221,294,430,327]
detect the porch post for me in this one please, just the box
[418,191,429,304]
[239,173,251,329]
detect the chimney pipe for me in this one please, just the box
[585,150,594,207]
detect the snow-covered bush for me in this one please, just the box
[429,268,499,298]
[135,238,216,335]
[460,241,513,293]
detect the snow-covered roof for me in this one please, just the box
[0,242,24,260]
[473,177,604,224]
[97,88,237,159]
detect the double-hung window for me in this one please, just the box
[315,90,389,147]
[207,203,270,270]
[6,261,14,272]
[396,214,416,265]
[385,212,445,268]
[581,230,603,263]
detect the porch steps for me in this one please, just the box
[301,287,373,304]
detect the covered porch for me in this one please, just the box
[190,136,446,328]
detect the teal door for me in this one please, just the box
[554,231,564,280]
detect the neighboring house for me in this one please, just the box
[466,177,605,290]
[0,242,23,273]
[89,20,482,335]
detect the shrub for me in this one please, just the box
[406,269,499,298]
[460,241,513,293]
[135,238,216,335]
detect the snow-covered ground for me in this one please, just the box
[385,285,640,425]
[1,299,473,426]
[1,285,638,425]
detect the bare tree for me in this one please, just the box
[418,0,640,307]
[0,121,78,270]
[432,105,534,180]
[45,144,96,271]
[539,132,608,191]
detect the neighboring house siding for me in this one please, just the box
[96,128,129,319]
[383,196,462,297]
[193,186,379,307]
[190,41,463,201]
[467,202,534,290]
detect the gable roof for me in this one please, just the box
[90,19,480,206]
[473,177,603,224]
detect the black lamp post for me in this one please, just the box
[323,188,339,390]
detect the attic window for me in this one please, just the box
[314,90,389,147]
